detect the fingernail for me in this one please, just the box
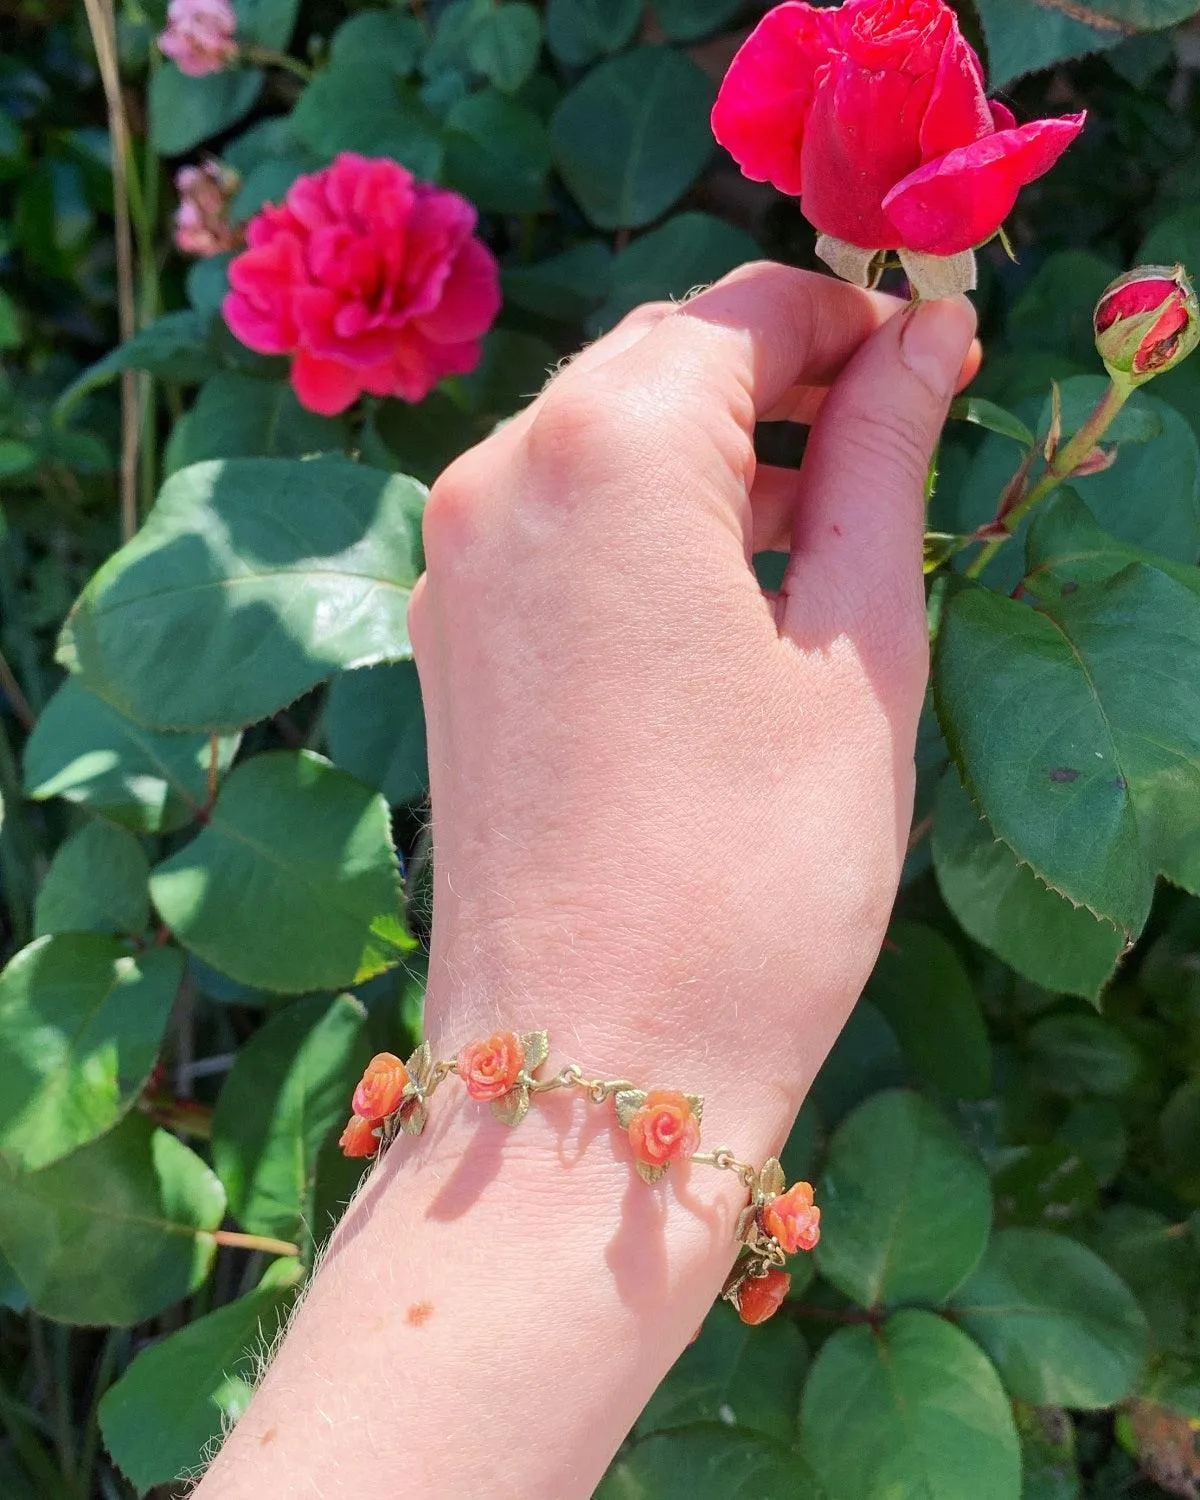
[900,298,977,396]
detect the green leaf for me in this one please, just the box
[992,1144,1099,1231]
[1092,1205,1199,1356]
[443,90,551,215]
[369,392,478,487]
[865,919,991,1098]
[951,1228,1149,1409]
[1076,0,1200,24]
[0,287,22,349]
[545,0,642,67]
[950,396,1036,448]
[815,1089,992,1309]
[935,567,1200,935]
[59,457,426,733]
[654,0,743,41]
[325,662,427,805]
[0,936,183,1171]
[166,373,347,472]
[932,770,1125,1001]
[291,52,442,179]
[550,47,716,230]
[1027,1011,1142,1097]
[636,1304,806,1444]
[1058,1100,1128,1187]
[235,0,300,49]
[328,9,425,72]
[597,1426,820,1500]
[23,680,237,835]
[800,1310,1020,1500]
[1008,253,1122,363]
[0,1246,26,1312]
[212,993,369,1244]
[975,0,1123,88]
[590,212,759,333]
[149,65,264,157]
[0,1117,224,1325]
[501,241,614,321]
[55,310,215,421]
[467,2,542,93]
[34,821,149,937]
[99,1255,304,1493]
[1024,491,1200,607]
[150,750,412,993]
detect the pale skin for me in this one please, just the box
[195,264,980,1500]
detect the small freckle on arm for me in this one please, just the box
[406,1300,434,1327]
[258,1427,277,1446]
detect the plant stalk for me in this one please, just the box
[966,381,1131,580]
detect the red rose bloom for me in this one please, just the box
[627,1089,701,1168]
[339,1114,379,1158]
[457,1032,525,1103]
[712,0,1085,257]
[734,1269,792,1326]
[763,1181,821,1254]
[223,153,501,416]
[351,1052,410,1124]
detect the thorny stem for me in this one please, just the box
[965,381,1131,579]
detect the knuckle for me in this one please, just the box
[421,454,486,571]
[839,397,933,495]
[524,372,647,473]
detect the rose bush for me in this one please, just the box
[3,0,1200,1496]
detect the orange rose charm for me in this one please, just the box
[763,1181,821,1254]
[734,1269,792,1326]
[457,1031,526,1102]
[352,1052,410,1124]
[620,1088,702,1183]
[338,1114,379,1158]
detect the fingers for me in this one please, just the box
[626,263,906,424]
[778,296,978,683]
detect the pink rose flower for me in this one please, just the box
[174,162,242,258]
[158,0,238,78]
[351,1052,411,1124]
[711,0,1086,258]
[222,153,502,416]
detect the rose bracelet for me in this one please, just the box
[339,1029,820,1327]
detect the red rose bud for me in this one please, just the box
[1094,266,1200,387]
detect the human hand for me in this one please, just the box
[196,264,981,1500]
[412,263,979,1144]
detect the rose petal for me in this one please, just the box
[290,350,364,415]
[415,238,501,344]
[917,23,992,161]
[710,1,839,198]
[800,62,932,249]
[883,112,1087,256]
[989,100,1017,133]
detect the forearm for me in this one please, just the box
[194,956,841,1500]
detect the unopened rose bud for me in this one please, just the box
[1094,265,1200,388]
[173,162,241,257]
[158,0,238,77]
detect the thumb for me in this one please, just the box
[778,297,977,681]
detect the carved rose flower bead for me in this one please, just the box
[352,1052,410,1123]
[763,1181,822,1254]
[734,1269,792,1326]
[457,1032,526,1102]
[338,1114,379,1159]
[627,1089,702,1168]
